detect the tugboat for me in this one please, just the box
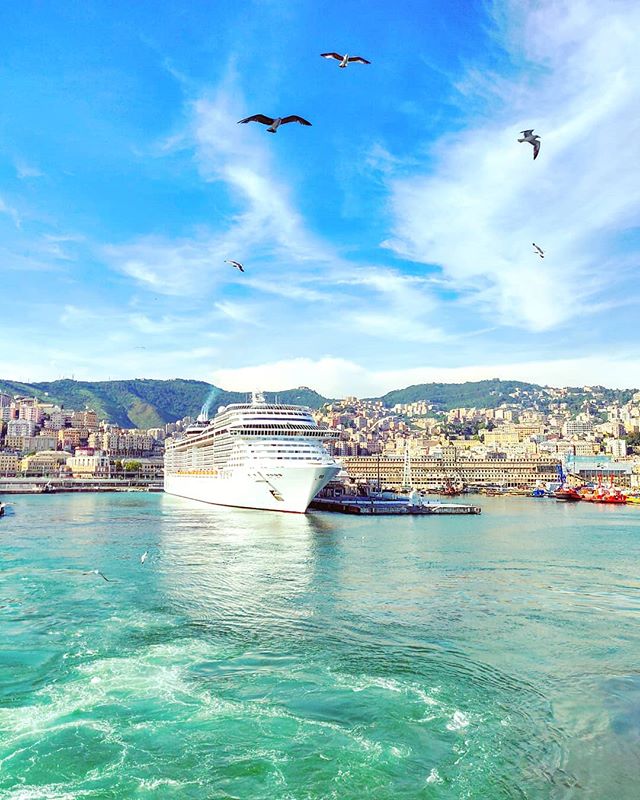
[553,486,582,501]
[552,463,582,501]
[442,476,464,496]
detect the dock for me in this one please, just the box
[0,477,159,494]
[309,497,481,515]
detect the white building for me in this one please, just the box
[66,449,111,477]
[7,419,36,438]
[563,419,595,438]
[606,438,628,458]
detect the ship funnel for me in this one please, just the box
[200,386,219,420]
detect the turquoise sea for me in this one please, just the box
[1,493,639,799]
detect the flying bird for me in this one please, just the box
[518,129,541,159]
[532,243,545,258]
[140,550,148,565]
[237,115,312,133]
[84,569,111,582]
[225,259,245,273]
[320,52,371,68]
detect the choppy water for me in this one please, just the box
[0,493,639,799]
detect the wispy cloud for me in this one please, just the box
[382,0,640,332]
[59,305,98,327]
[15,159,43,179]
[107,78,336,296]
[214,300,263,326]
[0,197,21,229]
[104,235,222,296]
[338,268,446,343]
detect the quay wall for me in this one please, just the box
[0,477,159,494]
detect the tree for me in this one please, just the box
[625,433,640,453]
[123,460,142,475]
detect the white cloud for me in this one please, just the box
[212,352,640,397]
[383,0,640,332]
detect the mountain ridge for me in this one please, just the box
[0,378,635,427]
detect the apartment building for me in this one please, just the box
[0,453,19,476]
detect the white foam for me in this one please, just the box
[446,710,470,731]
[426,768,443,784]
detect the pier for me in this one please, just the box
[309,497,481,515]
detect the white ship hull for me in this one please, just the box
[164,463,340,513]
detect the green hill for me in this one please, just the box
[378,379,635,411]
[378,379,542,410]
[0,379,330,428]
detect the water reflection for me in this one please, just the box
[157,496,324,636]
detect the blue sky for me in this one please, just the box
[1,0,639,396]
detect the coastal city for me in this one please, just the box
[4,1,640,797]
[2,383,639,495]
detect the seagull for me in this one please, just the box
[84,569,111,582]
[321,52,371,68]
[532,242,545,258]
[237,115,312,133]
[140,550,148,565]
[225,259,245,273]
[518,129,541,159]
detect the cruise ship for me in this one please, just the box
[164,392,341,513]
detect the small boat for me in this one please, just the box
[599,492,627,504]
[0,502,6,517]
[553,487,582,501]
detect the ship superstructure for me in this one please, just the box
[164,391,340,513]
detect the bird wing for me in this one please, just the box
[348,56,371,64]
[225,260,241,268]
[239,265,245,272]
[320,52,343,60]
[520,129,534,136]
[237,114,274,125]
[281,115,312,126]
[533,140,540,159]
